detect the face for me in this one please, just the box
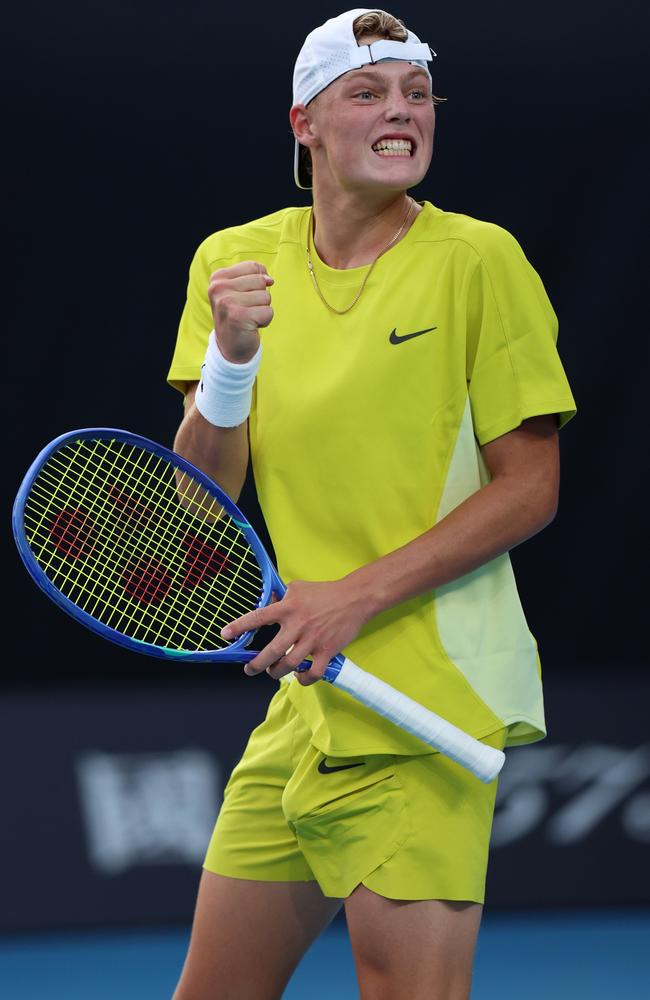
[293,48,435,195]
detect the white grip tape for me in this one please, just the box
[333,658,505,783]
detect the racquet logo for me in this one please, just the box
[20,435,265,652]
[122,557,174,605]
[119,536,231,604]
[49,508,97,561]
[108,483,160,531]
[181,534,230,590]
[107,483,232,601]
[46,491,231,604]
[119,536,232,605]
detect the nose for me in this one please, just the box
[384,88,412,123]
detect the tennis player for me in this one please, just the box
[167,9,576,999]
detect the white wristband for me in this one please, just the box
[194,331,262,428]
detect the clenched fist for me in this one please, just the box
[208,261,274,363]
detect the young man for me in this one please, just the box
[167,9,576,999]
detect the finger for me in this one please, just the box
[295,652,331,686]
[226,274,275,292]
[210,261,272,281]
[208,278,272,307]
[213,291,271,316]
[243,633,301,676]
[220,604,280,641]
[266,641,311,680]
[247,305,274,328]
[213,292,272,314]
[230,290,273,307]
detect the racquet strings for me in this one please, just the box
[21,436,264,651]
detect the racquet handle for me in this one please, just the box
[326,656,505,783]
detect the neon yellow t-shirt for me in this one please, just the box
[167,202,577,756]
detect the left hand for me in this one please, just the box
[220,578,372,685]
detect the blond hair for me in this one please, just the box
[299,11,446,181]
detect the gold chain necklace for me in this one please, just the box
[306,198,415,315]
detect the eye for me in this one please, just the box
[408,89,427,101]
[354,90,376,100]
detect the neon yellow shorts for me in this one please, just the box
[204,682,505,903]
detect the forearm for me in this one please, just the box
[173,383,249,501]
[172,262,270,500]
[347,471,557,620]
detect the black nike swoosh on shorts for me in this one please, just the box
[389,326,437,344]
[317,759,366,774]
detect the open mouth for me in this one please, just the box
[371,138,415,157]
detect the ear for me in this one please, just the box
[290,104,319,150]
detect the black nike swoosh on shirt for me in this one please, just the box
[389,326,437,344]
[317,759,366,774]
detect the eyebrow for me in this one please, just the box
[344,68,430,86]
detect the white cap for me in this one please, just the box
[292,9,436,189]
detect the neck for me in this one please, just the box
[309,189,420,269]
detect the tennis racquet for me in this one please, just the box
[12,428,505,783]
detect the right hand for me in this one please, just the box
[208,261,274,363]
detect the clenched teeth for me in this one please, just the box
[372,139,413,156]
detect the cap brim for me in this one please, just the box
[294,139,312,190]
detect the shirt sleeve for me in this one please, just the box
[465,223,577,445]
[166,238,219,396]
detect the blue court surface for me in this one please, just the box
[0,909,647,999]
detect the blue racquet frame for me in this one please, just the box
[12,428,340,670]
